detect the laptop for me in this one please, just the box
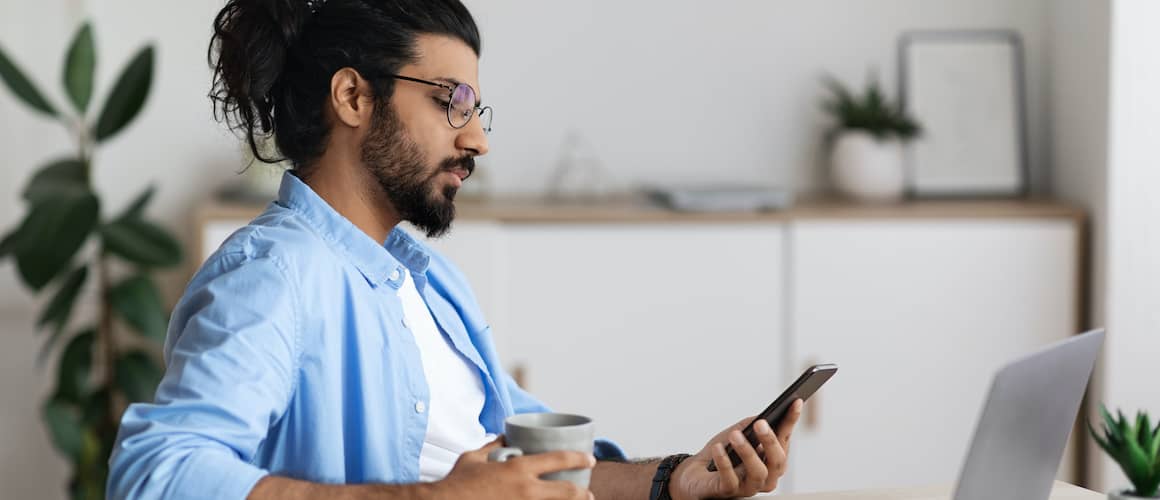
[953,329,1105,500]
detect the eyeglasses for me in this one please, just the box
[392,75,492,134]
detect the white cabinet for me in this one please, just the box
[194,200,1083,491]
[785,220,1078,493]
[498,224,786,458]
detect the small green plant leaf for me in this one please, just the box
[80,387,109,429]
[1092,405,1160,497]
[0,43,57,117]
[56,330,94,402]
[117,185,155,221]
[43,397,83,459]
[0,227,19,258]
[13,194,100,290]
[77,425,107,499]
[21,158,89,203]
[109,275,167,340]
[36,265,88,337]
[1149,423,1160,466]
[100,217,182,268]
[115,350,163,403]
[1090,420,1116,456]
[63,22,96,114]
[820,72,921,141]
[93,45,153,142]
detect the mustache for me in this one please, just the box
[438,155,475,180]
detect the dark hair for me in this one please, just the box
[208,0,481,173]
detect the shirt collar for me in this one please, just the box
[276,170,431,289]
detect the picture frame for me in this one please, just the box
[898,30,1029,198]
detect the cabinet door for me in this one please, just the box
[500,223,786,458]
[786,220,1078,493]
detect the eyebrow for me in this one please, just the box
[433,76,482,107]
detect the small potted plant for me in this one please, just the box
[820,72,921,202]
[1089,405,1160,499]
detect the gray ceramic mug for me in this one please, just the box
[487,413,595,487]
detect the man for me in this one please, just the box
[107,0,802,498]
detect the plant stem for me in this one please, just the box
[98,254,119,426]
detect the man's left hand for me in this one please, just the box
[669,399,804,499]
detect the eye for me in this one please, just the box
[432,97,450,110]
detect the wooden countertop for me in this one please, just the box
[198,195,1086,224]
[753,481,1101,499]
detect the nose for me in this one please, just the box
[455,114,490,157]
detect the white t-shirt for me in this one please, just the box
[397,268,496,482]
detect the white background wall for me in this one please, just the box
[1101,0,1160,492]
[0,0,1129,497]
[1048,0,1160,492]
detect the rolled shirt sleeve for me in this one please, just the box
[107,253,300,500]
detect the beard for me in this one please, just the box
[360,101,474,239]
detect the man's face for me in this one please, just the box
[361,34,489,238]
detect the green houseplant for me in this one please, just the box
[1089,405,1160,499]
[0,22,180,499]
[820,72,921,203]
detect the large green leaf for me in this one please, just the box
[117,185,155,221]
[22,158,89,203]
[36,265,88,337]
[0,227,19,259]
[57,330,94,402]
[39,323,93,368]
[0,43,57,117]
[43,397,83,460]
[93,45,153,142]
[100,217,182,268]
[109,275,167,340]
[63,23,96,114]
[76,426,107,500]
[14,194,100,290]
[80,387,109,429]
[116,350,163,403]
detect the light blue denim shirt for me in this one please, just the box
[107,172,625,499]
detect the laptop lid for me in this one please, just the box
[953,329,1104,500]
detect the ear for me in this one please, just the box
[328,67,375,128]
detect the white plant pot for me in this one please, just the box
[1109,489,1159,500]
[829,131,906,202]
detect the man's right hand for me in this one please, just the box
[434,437,596,500]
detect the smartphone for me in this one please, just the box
[707,363,838,472]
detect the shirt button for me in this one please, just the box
[415,401,426,413]
[401,317,409,329]
[389,268,401,281]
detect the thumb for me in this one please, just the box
[463,435,505,460]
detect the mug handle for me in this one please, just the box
[488,447,524,463]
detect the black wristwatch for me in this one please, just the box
[649,453,692,500]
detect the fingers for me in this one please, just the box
[711,443,741,492]
[539,479,592,500]
[729,430,766,496]
[459,435,505,462]
[515,450,597,476]
[777,399,805,453]
[753,419,787,491]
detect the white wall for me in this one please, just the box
[0,0,1058,497]
[465,0,1054,197]
[1,0,1057,307]
[1051,0,1160,492]
[1101,0,1160,492]
[1047,0,1112,489]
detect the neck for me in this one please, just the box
[301,153,401,245]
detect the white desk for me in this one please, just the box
[755,481,1102,499]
